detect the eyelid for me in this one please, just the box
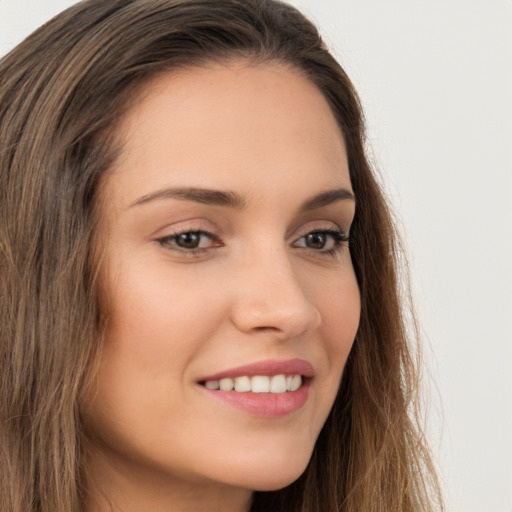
[292,219,349,239]
[149,216,216,238]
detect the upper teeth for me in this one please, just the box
[204,374,302,393]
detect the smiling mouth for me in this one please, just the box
[198,361,313,416]
[199,374,305,394]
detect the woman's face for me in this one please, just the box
[83,61,360,508]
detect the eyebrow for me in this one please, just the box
[130,187,247,209]
[129,186,354,210]
[300,188,355,210]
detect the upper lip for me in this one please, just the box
[198,358,315,382]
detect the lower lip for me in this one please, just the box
[198,380,311,418]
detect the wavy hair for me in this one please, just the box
[0,1,442,511]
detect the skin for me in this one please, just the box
[82,60,361,512]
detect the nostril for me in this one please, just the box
[229,274,321,337]
[253,325,280,332]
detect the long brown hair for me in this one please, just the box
[0,1,442,511]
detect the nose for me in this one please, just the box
[230,248,322,339]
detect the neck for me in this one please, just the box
[83,445,253,512]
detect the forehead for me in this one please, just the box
[106,60,351,204]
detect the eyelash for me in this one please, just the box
[157,230,218,256]
[297,228,350,258]
[156,227,350,258]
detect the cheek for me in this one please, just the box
[89,257,227,402]
[318,269,360,343]
[81,262,230,458]
[313,269,360,386]
[105,257,226,359]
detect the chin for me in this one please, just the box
[250,468,308,492]
[218,445,313,492]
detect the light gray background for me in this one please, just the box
[1,1,511,511]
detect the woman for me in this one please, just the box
[0,0,442,511]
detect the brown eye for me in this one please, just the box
[158,230,218,253]
[305,232,327,249]
[175,232,202,249]
[293,228,349,255]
